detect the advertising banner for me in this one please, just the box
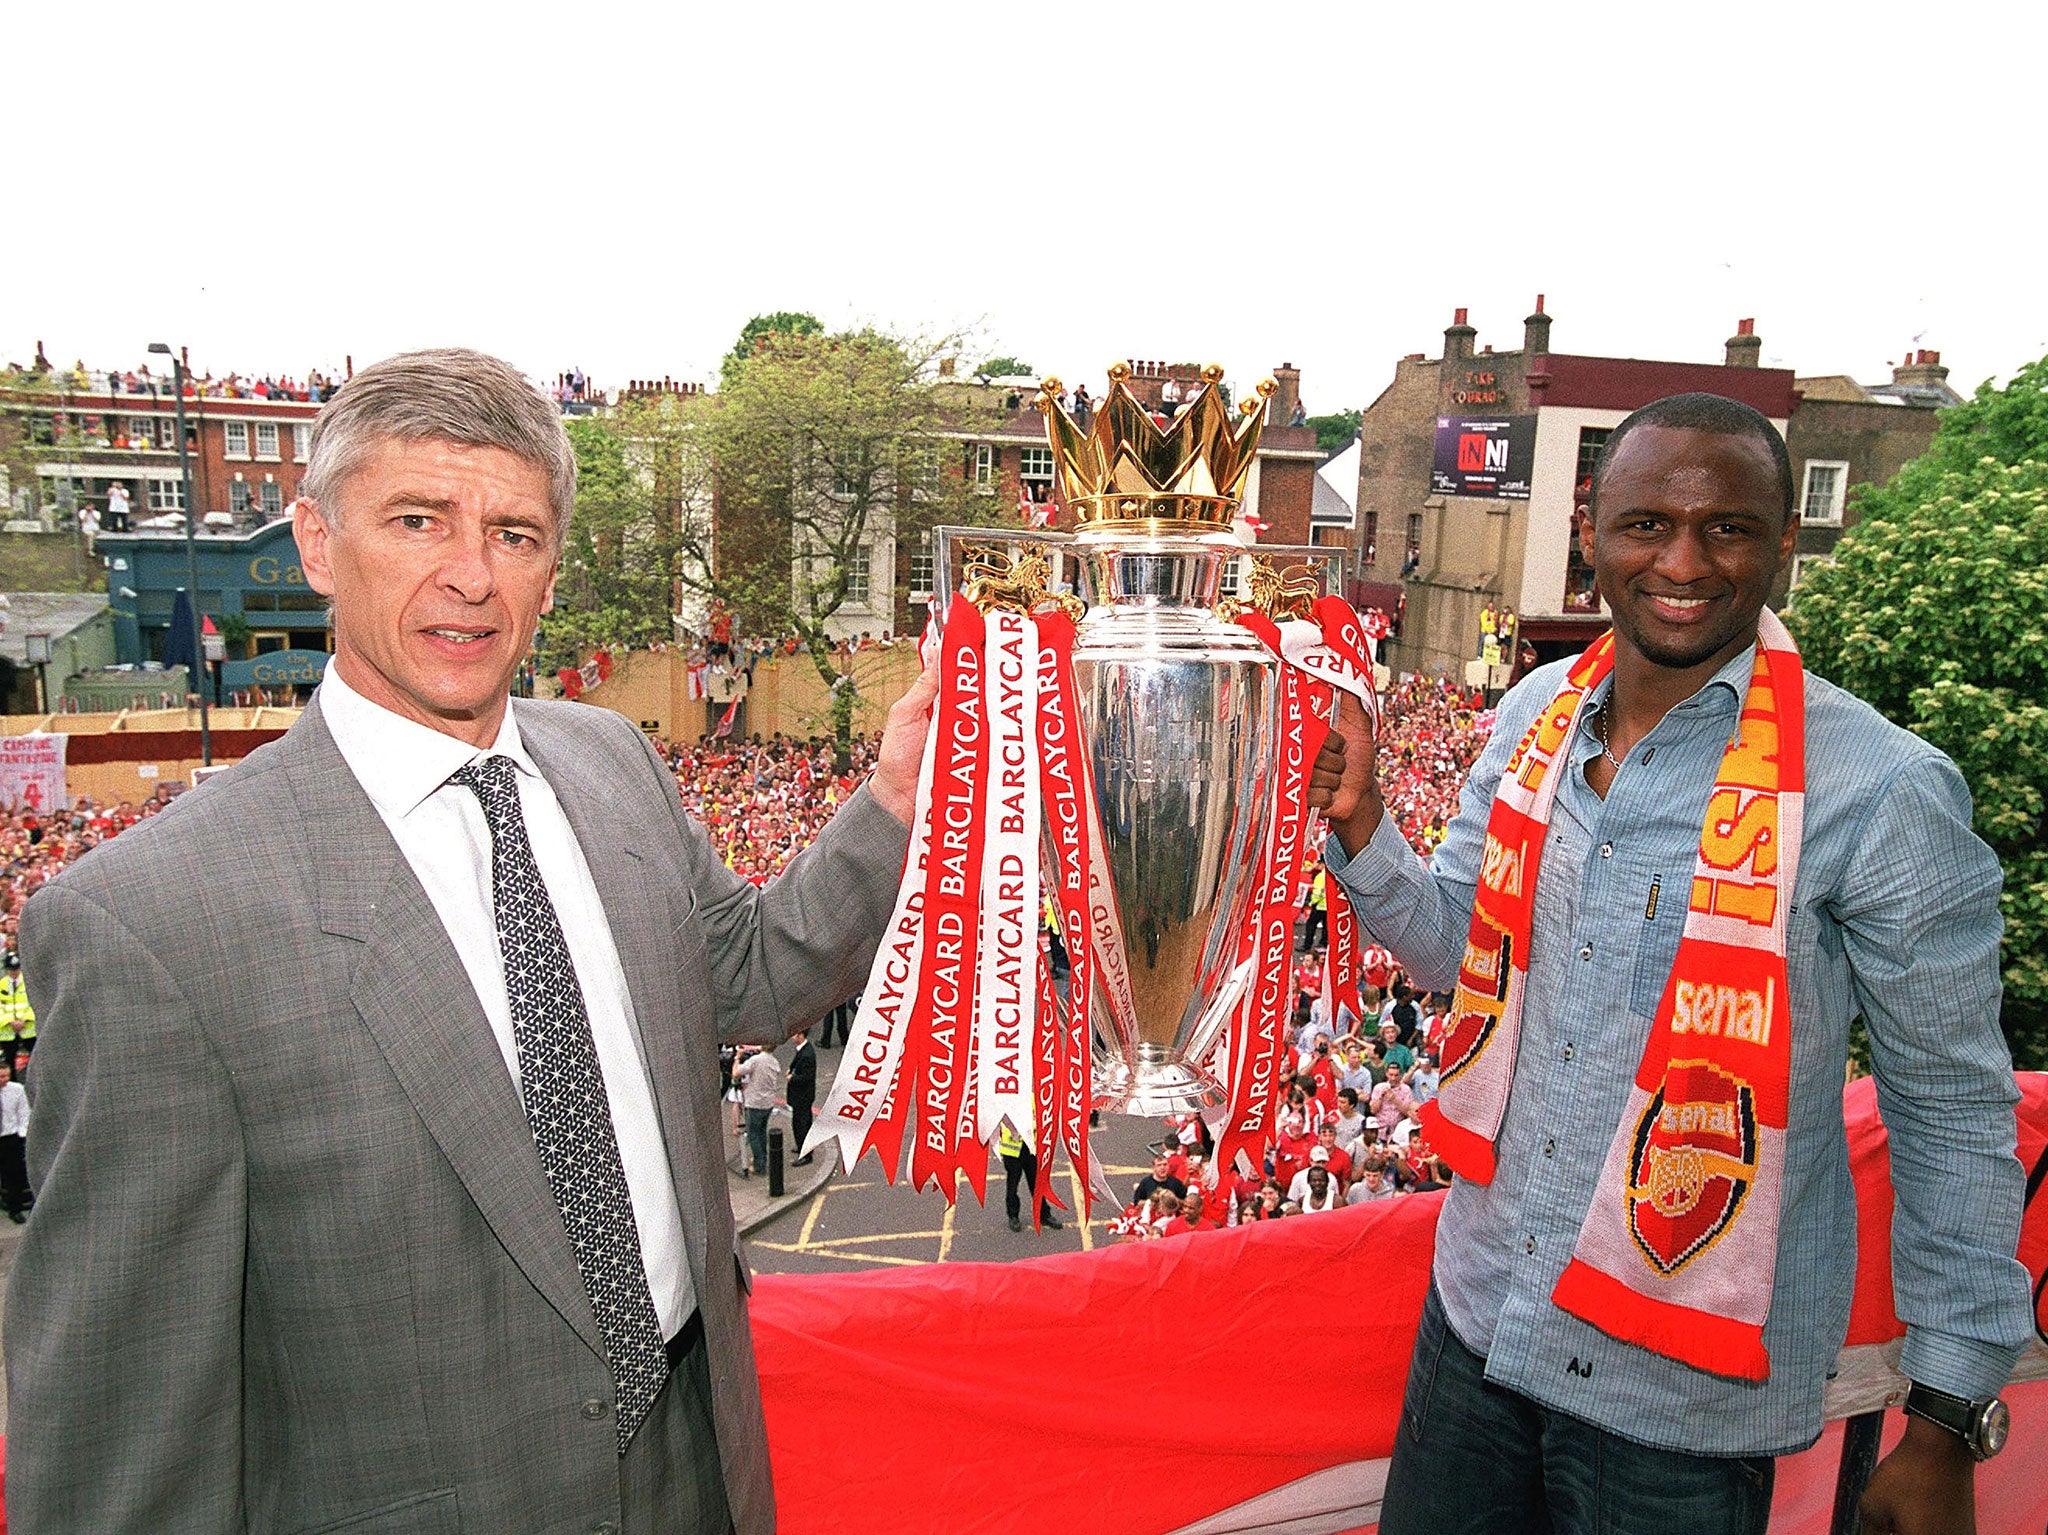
[0,734,67,812]
[1431,415,1536,499]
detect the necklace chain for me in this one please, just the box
[1592,703,1626,771]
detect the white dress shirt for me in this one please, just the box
[321,669,695,1338]
[0,1079,28,1138]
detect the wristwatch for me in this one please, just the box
[1903,1382,2010,1461]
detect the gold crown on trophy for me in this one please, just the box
[1034,362,1278,530]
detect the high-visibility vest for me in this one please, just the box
[996,1123,1026,1159]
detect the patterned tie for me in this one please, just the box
[450,755,669,1452]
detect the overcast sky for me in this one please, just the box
[8,4,2042,415]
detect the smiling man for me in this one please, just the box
[1310,394,2027,1534]
[8,349,934,1534]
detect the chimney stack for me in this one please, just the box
[938,356,955,378]
[1444,306,1477,363]
[1724,318,1761,369]
[1523,294,1552,357]
[1893,348,1950,389]
[1271,362,1303,428]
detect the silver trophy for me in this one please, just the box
[931,363,1342,1115]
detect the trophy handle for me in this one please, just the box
[928,524,1077,624]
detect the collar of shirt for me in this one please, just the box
[319,667,542,820]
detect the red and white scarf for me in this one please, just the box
[1421,610,1803,1380]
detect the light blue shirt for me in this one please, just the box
[1330,644,2029,1456]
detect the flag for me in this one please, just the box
[714,698,740,738]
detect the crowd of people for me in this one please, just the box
[4,348,340,402]
[1,797,167,974]
[652,732,881,885]
[1372,674,1494,855]
[1114,965,1452,1237]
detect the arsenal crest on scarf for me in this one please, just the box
[809,362,1383,1214]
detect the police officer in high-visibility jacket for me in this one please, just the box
[4,961,34,1072]
[0,957,23,1068]
[996,1120,1063,1234]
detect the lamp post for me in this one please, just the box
[148,342,210,766]
[23,631,51,715]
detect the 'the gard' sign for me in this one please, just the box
[221,649,330,690]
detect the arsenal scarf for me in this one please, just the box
[1421,610,1803,1381]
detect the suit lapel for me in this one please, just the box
[518,708,717,1271]
[284,700,605,1360]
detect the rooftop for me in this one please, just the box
[0,592,109,662]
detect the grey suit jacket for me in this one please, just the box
[6,697,908,1533]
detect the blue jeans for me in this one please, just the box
[1379,1287,1775,1535]
[744,1107,771,1175]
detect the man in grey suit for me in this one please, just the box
[8,348,932,1533]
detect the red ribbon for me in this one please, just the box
[1325,869,1364,1030]
[1034,611,1095,1211]
[905,599,988,1197]
[1214,614,1333,1175]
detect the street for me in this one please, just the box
[745,1104,1175,1275]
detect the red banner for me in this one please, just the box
[754,1074,2048,1535]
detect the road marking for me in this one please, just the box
[749,1240,927,1268]
[795,1182,831,1251]
[805,1230,949,1248]
[937,1181,959,1263]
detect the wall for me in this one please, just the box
[0,705,298,803]
[1776,396,1942,602]
[577,643,923,742]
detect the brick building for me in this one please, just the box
[1,368,323,535]
[1777,350,1959,599]
[1350,303,1946,681]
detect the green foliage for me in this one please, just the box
[702,327,1008,745]
[535,413,697,675]
[1789,353,2048,1065]
[721,312,823,388]
[1307,408,1361,455]
[977,356,1032,379]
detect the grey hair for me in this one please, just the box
[301,348,576,547]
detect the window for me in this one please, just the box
[1789,553,1834,593]
[149,478,186,512]
[1219,554,1244,598]
[909,535,934,597]
[230,481,253,516]
[1800,461,1848,525]
[972,443,996,487]
[224,421,250,457]
[846,544,873,604]
[260,481,283,517]
[293,423,312,461]
[126,417,154,447]
[1575,426,1612,500]
[255,422,280,460]
[907,442,943,493]
[1019,446,1055,482]
[1404,512,1423,571]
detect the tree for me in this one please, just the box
[699,326,1007,755]
[1788,355,2048,1066]
[535,405,707,675]
[977,356,1032,379]
[721,312,823,389]
[1307,408,1361,456]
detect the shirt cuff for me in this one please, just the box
[1898,1326,2025,1403]
[1324,808,1420,900]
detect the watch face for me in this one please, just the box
[1974,1398,2011,1459]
